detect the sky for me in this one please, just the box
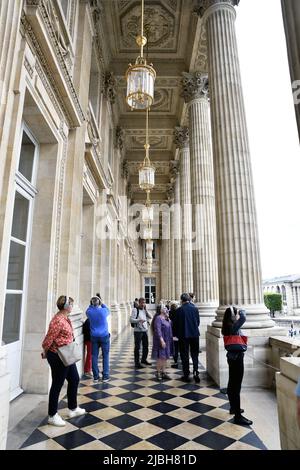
[235,0,300,279]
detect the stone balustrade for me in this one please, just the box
[275,357,300,449]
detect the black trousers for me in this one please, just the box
[134,331,149,365]
[227,352,244,415]
[47,350,79,417]
[173,340,179,363]
[179,337,199,377]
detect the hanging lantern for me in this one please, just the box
[143,226,152,240]
[125,0,156,110]
[146,240,154,252]
[139,160,155,190]
[142,203,154,223]
[139,110,155,191]
[126,59,156,111]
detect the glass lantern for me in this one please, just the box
[139,163,155,191]
[143,226,152,240]
[142,205,154,224]
[126,58,156,111]
[146,241,154,252]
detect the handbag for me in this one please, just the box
[223,335,248,351]
[57,341,82,366]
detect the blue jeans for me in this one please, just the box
[91,335,110,379]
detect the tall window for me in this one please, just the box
[144,277,156,305]
[2,127,38,345]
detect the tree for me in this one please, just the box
[264,292,282,318]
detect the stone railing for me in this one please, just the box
[276,357,300,449]
[270,336,300,372]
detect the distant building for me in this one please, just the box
[263,274,300,315]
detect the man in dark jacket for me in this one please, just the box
[173,293,200,383]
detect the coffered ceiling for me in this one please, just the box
[100,0,206,203]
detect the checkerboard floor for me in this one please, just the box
[21,330,267,450]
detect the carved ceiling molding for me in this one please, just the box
[129,135,170,150]
[192,22,208,73]
[125,129,174,136]
[119,1,181,53]
[21,10,84,128]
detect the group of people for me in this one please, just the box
[41,291,300,431]
[131,294,253,426]
[131,294,200,383]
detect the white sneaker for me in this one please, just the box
[48,413,66,426]
[68,407,86,418]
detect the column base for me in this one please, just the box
[213,304,276,329]
[0,348,10,449]
[196,302,218,348]
[206,325,286,388]
[110,303,121,338]
[119,302,128,331]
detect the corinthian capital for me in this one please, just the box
[173,127,189,149]
[181,72,209,103]
[194,0,240,17]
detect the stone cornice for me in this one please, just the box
[22,1,85,127]
[173,126,189,149]
[181,72,209,103]
[194,0,240,18]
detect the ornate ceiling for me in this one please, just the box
[99,0,207,203]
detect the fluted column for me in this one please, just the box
[167,186,175,301]
[198,0,274,327]
[171,161,182,300]
[174,127,193,293]
[182,72,219,317]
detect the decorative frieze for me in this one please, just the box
[103,71,117,104]
[115,126,124,151]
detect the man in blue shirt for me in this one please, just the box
[86,296,110,382]
[173,293,200,383]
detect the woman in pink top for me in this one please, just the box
[42,295,86,426]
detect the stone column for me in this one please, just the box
[281,0,300,143]
[170,161,182,300]
[182,72,219,327]
[174,127,193,294]
[197,0,284,387]
[110,236,121,337]
[167,186,175,301]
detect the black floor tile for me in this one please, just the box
[21,429,48,449]
[240,431,267,450]
[148,431,188,450]
[114,402,143,413]
[68,413,102,428]
[185,402,215,414]
[150,391,176,402]
[194,431,235,450]
[182,392,208,401]
[118,391,144,401]
[107,414,142,429]
[81,401,106,412]
[149,402,178,414]
[148,415,183,430]
[189,414,223,429]
[85,390,111,400]
[101,430,140,450]
[53,430,95,449]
